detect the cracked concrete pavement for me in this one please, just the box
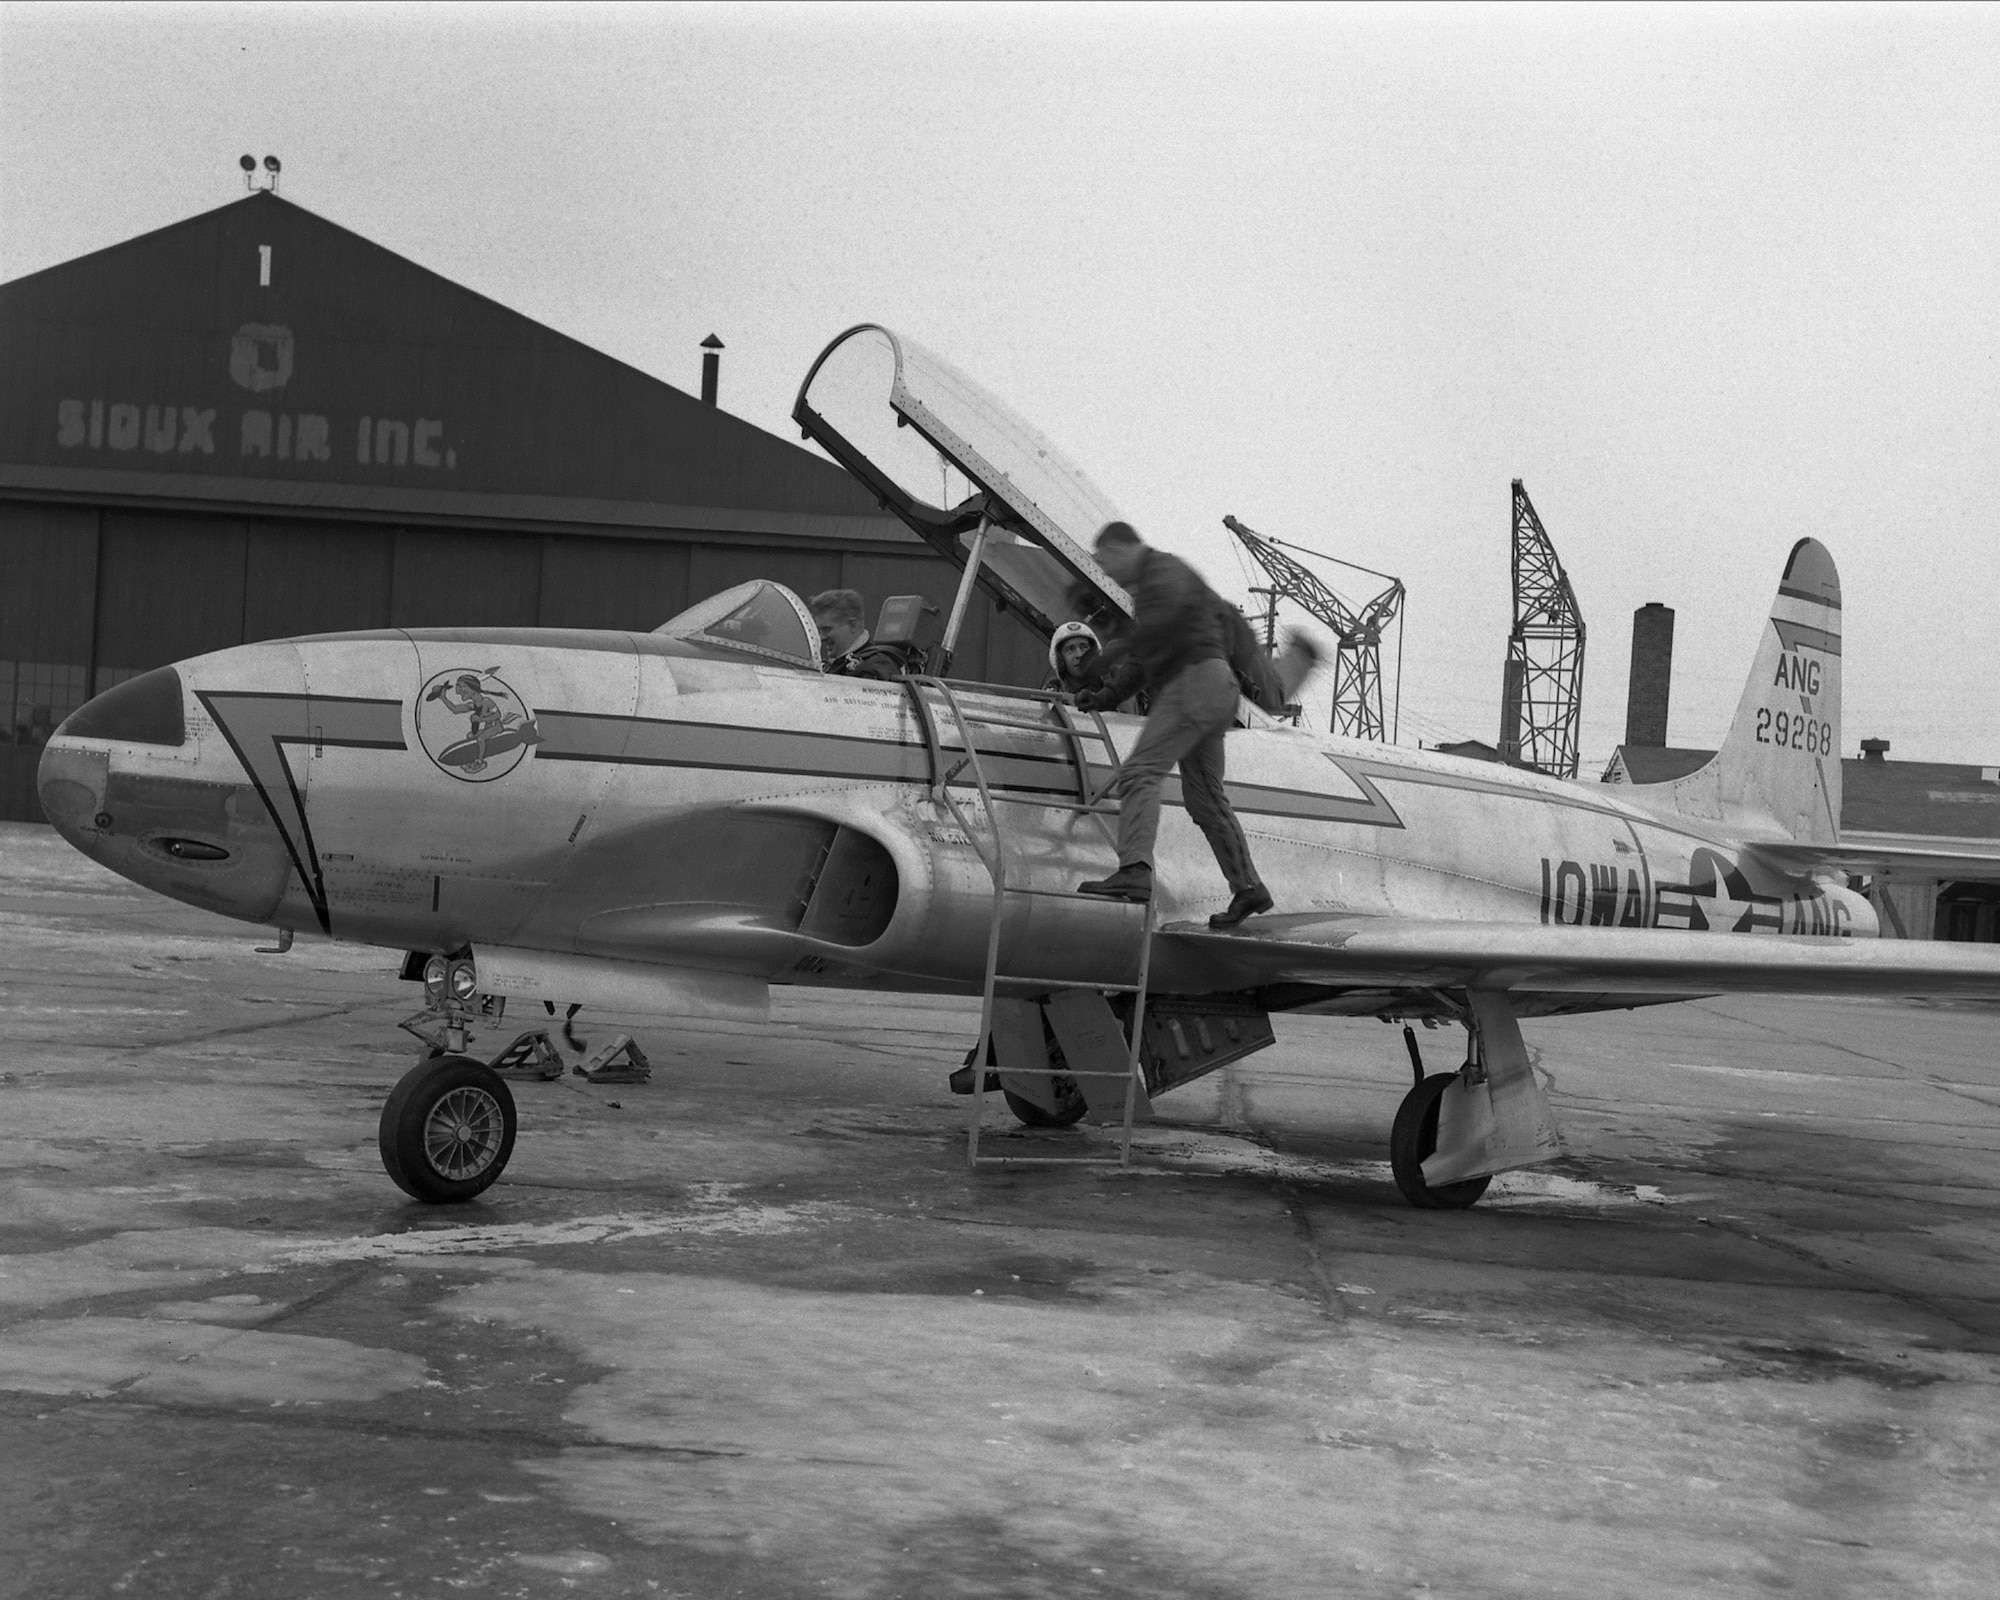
[1,820,1996,1599]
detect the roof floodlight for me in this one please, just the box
[263,156,281,173]
[239,155,256,172]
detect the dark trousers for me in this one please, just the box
[1111,657,1261,892]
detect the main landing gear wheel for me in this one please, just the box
[1390,1072,1491,1211]
[379,1055,517,1203]
[1003,1074,1087,1128]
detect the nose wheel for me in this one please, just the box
[379,1055,518,1203]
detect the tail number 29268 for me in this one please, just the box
[1756,707,1830,754]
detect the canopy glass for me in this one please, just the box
[794,325,1133,639]
[653,579,822,671]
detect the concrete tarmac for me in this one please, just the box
[0,819,1995,1599]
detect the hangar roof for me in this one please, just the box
[0,192,908,548]
[1842,754,2000,840]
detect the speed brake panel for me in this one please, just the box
[1138,1002,1275,1096]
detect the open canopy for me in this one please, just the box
[794,325,1134,639]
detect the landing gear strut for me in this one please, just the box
[380,953,654,1201]
[1385,992,1561,1210]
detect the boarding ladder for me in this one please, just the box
[903,676,1157,1168]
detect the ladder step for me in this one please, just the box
[937,789,1116,815]
[994,976,1145,992]
[1001,885,1148,902]
[943,708,1117,740]
[996,796,1119,814]
[931,677,1067,700]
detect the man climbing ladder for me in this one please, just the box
[1075,521,1274,930]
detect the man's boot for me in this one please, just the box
[1078,863,1153,902]
[1208,882,1274,929]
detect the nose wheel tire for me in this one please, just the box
[1389,1072,1492,1210]
[379,1055,517,1203]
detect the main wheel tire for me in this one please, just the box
[1003,1076,1088,1128]
[1389,1072,1492,1210]
[379,1055,517,1203]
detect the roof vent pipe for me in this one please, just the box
[700,334,724,407]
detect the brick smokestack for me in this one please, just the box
[1625,602,1674,748]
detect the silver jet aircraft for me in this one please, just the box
[35,325,2000,1208]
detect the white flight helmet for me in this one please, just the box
[1048,621,1100,679]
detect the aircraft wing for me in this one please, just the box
[1152,914,2000,1000]
[1750,832,2000,883]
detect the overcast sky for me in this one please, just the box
[3,2,1995,765]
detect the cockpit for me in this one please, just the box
[649,328,1142,686]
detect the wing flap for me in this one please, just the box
[1153,914,2000,999]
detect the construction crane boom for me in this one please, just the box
[1223,515,1405,742]
[1498,479,1585,777]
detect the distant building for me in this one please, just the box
[1431,738,1505,764]
[0,192,1046,821]
[1602,742,2000,941]
[1598,746,1713,786]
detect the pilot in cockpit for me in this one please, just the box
[1043,621,1102,700]
[809,589,919,680]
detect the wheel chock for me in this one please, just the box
[487,1029,567,1080]
[574,1034,651,1084]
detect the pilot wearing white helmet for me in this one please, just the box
[1044,621,1101,700]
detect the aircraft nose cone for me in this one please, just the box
[37,737,110,852]
[38,666,188,853]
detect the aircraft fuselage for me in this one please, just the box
[36,627,1874,1017]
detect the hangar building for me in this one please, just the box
[0,191,1045,821]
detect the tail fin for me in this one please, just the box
[1635,538,1842,844]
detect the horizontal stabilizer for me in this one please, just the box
[1754,832,2000,884]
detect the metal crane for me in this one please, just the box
[1497,479,1586,777]
[1222,515,1405,742]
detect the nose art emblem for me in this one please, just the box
[416,668,543,782]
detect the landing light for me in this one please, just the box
[423,955,449,1006]
[157,837,230,862]
[448,960,478,1002]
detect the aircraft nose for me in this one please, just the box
[38,665,295,926]
[38,667,187,851]
[36,736,111,851]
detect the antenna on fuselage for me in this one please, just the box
[1223,516,1405,742]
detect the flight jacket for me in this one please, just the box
[1091,548,1228,703]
